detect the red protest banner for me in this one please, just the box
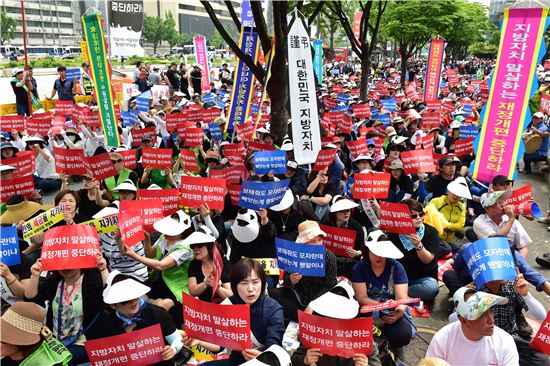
[330,111,345,124]
[201,108,221,124]
[166,112,188,133]
[141,148,172,170]
[540,93,550,115]
[454,137,474,157]
[235,123,255,141]
[324,97,337,109]
[113,104,121,121]
[118,149,137,170]
[531,311,550,356]
[180,176,226,210]
[26,112,52,136]
[183,293,251,351]
[420,133,435,150]
[313,149,337,171]
[212,244,224,301]
[83,153,117,180]
[503,184,532,206]
[85,324,164,366]
[247,141,276,152]
[40,225,101,271]
[53,147,87,175]
[379,201,416,235]
[179,149,200,172]
[131,127,156,146]
[373,138,384,154]
[352,172,391,199]
[339,115,353,134]
[74,104,86,121]
[3,151,35,177]
[120,200,163,232]
[0,115,26,132]
[82,111,101,128]
[183,127,204,147]
[223,142,246,166]
[228,165,247,184]
[442,101,456,114]
[137,188,180,216]
[118,208,144,247]
[227,183,241,206]
[298,311,373,358]
[400,149,435,174]
[54,100,73,116]
[0,175,35,203]
[50,116,65,135]
[345,138,369,159]
[352,103,372,119]
[359,298,421,313]
[319,224,356,257]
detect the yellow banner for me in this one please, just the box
[22,206,64,240]
[81,214,118,234]
[244,257,279,276]
[81,40,89,63]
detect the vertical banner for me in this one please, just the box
[472,8,549,183]
[313,40,323,84]
[353,11,362,46]
[108,1,145,57]
[424,39,445,102]
[82,13,121,147]
[194,36,211,93]
[241,0,254,27]
[80,40,89,63]
[254,45,275,137]
[288,17,321,165]
[226,27,259,131]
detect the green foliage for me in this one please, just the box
[468,21,500,58]
[209,30,225,49]
[142,15,165,53]
[1,12,17,45]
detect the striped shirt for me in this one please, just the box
[99,233,148,283]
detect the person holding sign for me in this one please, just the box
[103,152,138,201]
[268,188,310,241]
[50,190,87,227]
[351,230,414,351]
[387,160,414,203]
[25,135,61,194]
[60,173,110,220]
[302,168,338,221]
[424,155,461,200]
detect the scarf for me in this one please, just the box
[11,77,42,109]
[399,224,425,251]
[115,298,148,328]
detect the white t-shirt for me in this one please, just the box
[473,214,532,249]
[425,321,518,366]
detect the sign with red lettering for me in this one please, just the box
[454,137,474,157]
[0,115,26,132]
[137,188,180,216]
[183,127,204,147]
[379,201,415,235]
[55,100,73,116]
[166,112,188,133]
[540,93,550,115]
[26,112,52,136]
[345,138,369,159]
[183,293,251,351]
[352,103,371,119]
[359,298,421,313]
[118,208,144,247]
[223,142,246,166]
[142,148,172,169]
[131,127,156,146]
[3,151,35,177]
[180,176,226,210]
[313,149,337,171]
[85,324,164,366]
[235,122,255,141]
[227,184,241,205]
[83,153,117,180]
[400,149,435,174]
[179,149,200,172]
[353,172,391,199]
[119,200,164,232]
[118,149,137,170]
[531,311,550,356]
[40,225,101,270]
[503,184,532,206]
[298,311,373,358]
[247,141,276,152]
[54,147,87,175]
[319,224,356,257]
[0,175,35,202]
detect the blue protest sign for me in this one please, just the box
[275,238,325,277]
[140,90,152,100]
[251,104,260,115]
[313,40,323,83]
[202,93,215,104]
[381,98,397,112]
[336,94,350,105]
[238,179,290,210]
[136,97,149,112]
[377,113,391,126]
[121,111,132,127]
[332,68,340,75]
[331,105,348,112]
[65,68,81,81]
[370,106,379,119]
[218,90,229,99]
[463,237,517,289]
[208,123,223,140]
[254,150,286,175]
[0,226,20,266]
[439,81,447,89]
[216,99,227,109]
[458,125,480,139]
[462,105,473,116]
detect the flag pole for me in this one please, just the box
[21,0,32,115]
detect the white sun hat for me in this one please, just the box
[269,189,295,212]
[112,179,137,192]
[330,195,359,213]
[308,280,359,319]
[231,209,260,243]
[365,230,404,259]
[181,230,216,246]
[153,210,191,236]
[447,176,472,200]
[103,277,151,304]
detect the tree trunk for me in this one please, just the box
[359,46,370,101]
[400,49,408,89]
[153,43,157,54]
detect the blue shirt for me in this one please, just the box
[351,258,408,302]
[54,78,74,102]
[535,122,549,154]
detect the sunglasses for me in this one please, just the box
[411,213,425,219]
[191,243,205,249]
[111,160,122,164]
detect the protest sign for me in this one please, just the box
[531,311,550,356]
[83,153,117,180]
[223,142,246,166]
[345,138,369,159]
[3,151,35,177]
[151,85,170,101]
[208,123,223,140]
[41,225,101,271]
[313,149,337,171]
[239,179,289,210]
[227,184,241,206]
[319,224,356,257]
[352,103,371,118]
[463,237,517,289]
[82,110,101,128]
[180,176,226,211]
[0,175,35,203]
[54,100,73,116]
[141,148,172,170]
[179,149,200,172]
[0,226,20,266]
[50,116,66,135]
[298,311,373,358]
[64,68,81,81]
[247,141,276,152]
[381,98,397,112]
[119,200,163,232]
[254,150,286,175]
[359,298,421,313]
[421,111,440,131]
[53,147,87,175]
[0,114,26,132]
[211,244,224,300]
[118,149,137,170]
[417,133,435,151]
[136,96,149,112]
[131,127,156,146]
[235,122,255,141]
[503,185,533,207]
[379,201,415,235]
[454,137,474,157]
[118,208,144,247]
[81,214,118,235]
[540,93,550,115]
[85,324,164,366]
[275,238,325,276]
[352,172,391,199]
[425,101,442,113]
[26,112,52,136]
[165,112,187,133]
[183,127,204,147]
[21,205,65,240]
[458,126,480,139]
[183,293,251,351]
[400,149,435,174]
[137,188,180,216]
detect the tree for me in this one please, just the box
[1,12,16,46]
[142,15,164,53]
[209,30,226,49]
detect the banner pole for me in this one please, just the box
[20,0,32,116]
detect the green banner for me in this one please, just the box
[81,13,120,147]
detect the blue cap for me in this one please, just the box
[366,139,375,146]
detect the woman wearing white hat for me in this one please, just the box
[25,135,61,194]
[268,188,309,241]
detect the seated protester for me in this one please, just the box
[140,166,175,189]
[60,173,110,221]
[124,210,193,327]
[388,199,450,304]
[0,141,19,161]
[268,188,308,241]
[192,258,285,366]
[80,117,106,156]
[228,208,277,264]
[374,141,406,172]
[25,256,109,366]
[367,139,384,166]
[187,228,233,303]
[0,254,34,310]
[292,281,382,366]
[50,190,87,227]
[269,221,338,323]
[352,230,414,351]
[387,160,414,203]
[191,203,226,243]
[322,196,364,279]
[51,127,85,151]
[444,118,463,152]
[382,126,397,150]
[103,152,138,201]
[0,302,72,366]
[25,135,61,194]
[521,110,549,174]
[424,155,461,200]
[89,271,184,365]
[351,154,375,177]
[427,177,470,243]
[473,190,531,258]
[425,287,518,365]
[275,160,308,197]
[430,127,446,155]
[200,150,222,177]
[301,167,338,221]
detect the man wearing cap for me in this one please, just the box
[149,66,162,86]
[190,64,202,95]
[46,66,77,103]
[424,155,461,199]
[521,111,549,174]
[425,287,518,365]
[103,152,138,200]
[10,68,37,116]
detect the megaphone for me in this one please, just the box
[512,202,542,219]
